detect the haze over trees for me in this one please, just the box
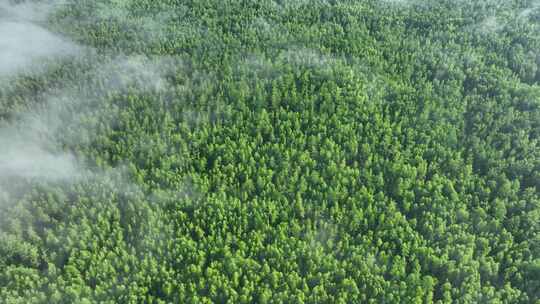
[0,0,539,303]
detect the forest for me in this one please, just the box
[0,0,539,303]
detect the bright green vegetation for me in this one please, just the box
[1,0,539,303]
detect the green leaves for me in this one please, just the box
[1,0,539,303]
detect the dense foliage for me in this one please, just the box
[1,0,539,303]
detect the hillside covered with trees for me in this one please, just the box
[0,0,539,303]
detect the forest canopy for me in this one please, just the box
[0,0,539,303]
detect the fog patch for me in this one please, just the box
[0,137,79,180]
[0,114,80,206]
[0,54,180,208]
[379,0,415,6]
[0,1,64,22]
[476,16,504,34]
[96,55,177,93]
[518,1,540,19]
[0,1,80,78]
[279,47,337,68]
[470,2,540,35]
[271,0,329,10]
[0,98,80,183]
[96,4,174,39]
[308,220,338,253]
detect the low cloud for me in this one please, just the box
[0,1,61,22]
[518,1,540,19]
[0,54,177,184]
[0,142,79,181]
[0,1,80,77]
[0,102,80,182]
[0,3,183,211]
